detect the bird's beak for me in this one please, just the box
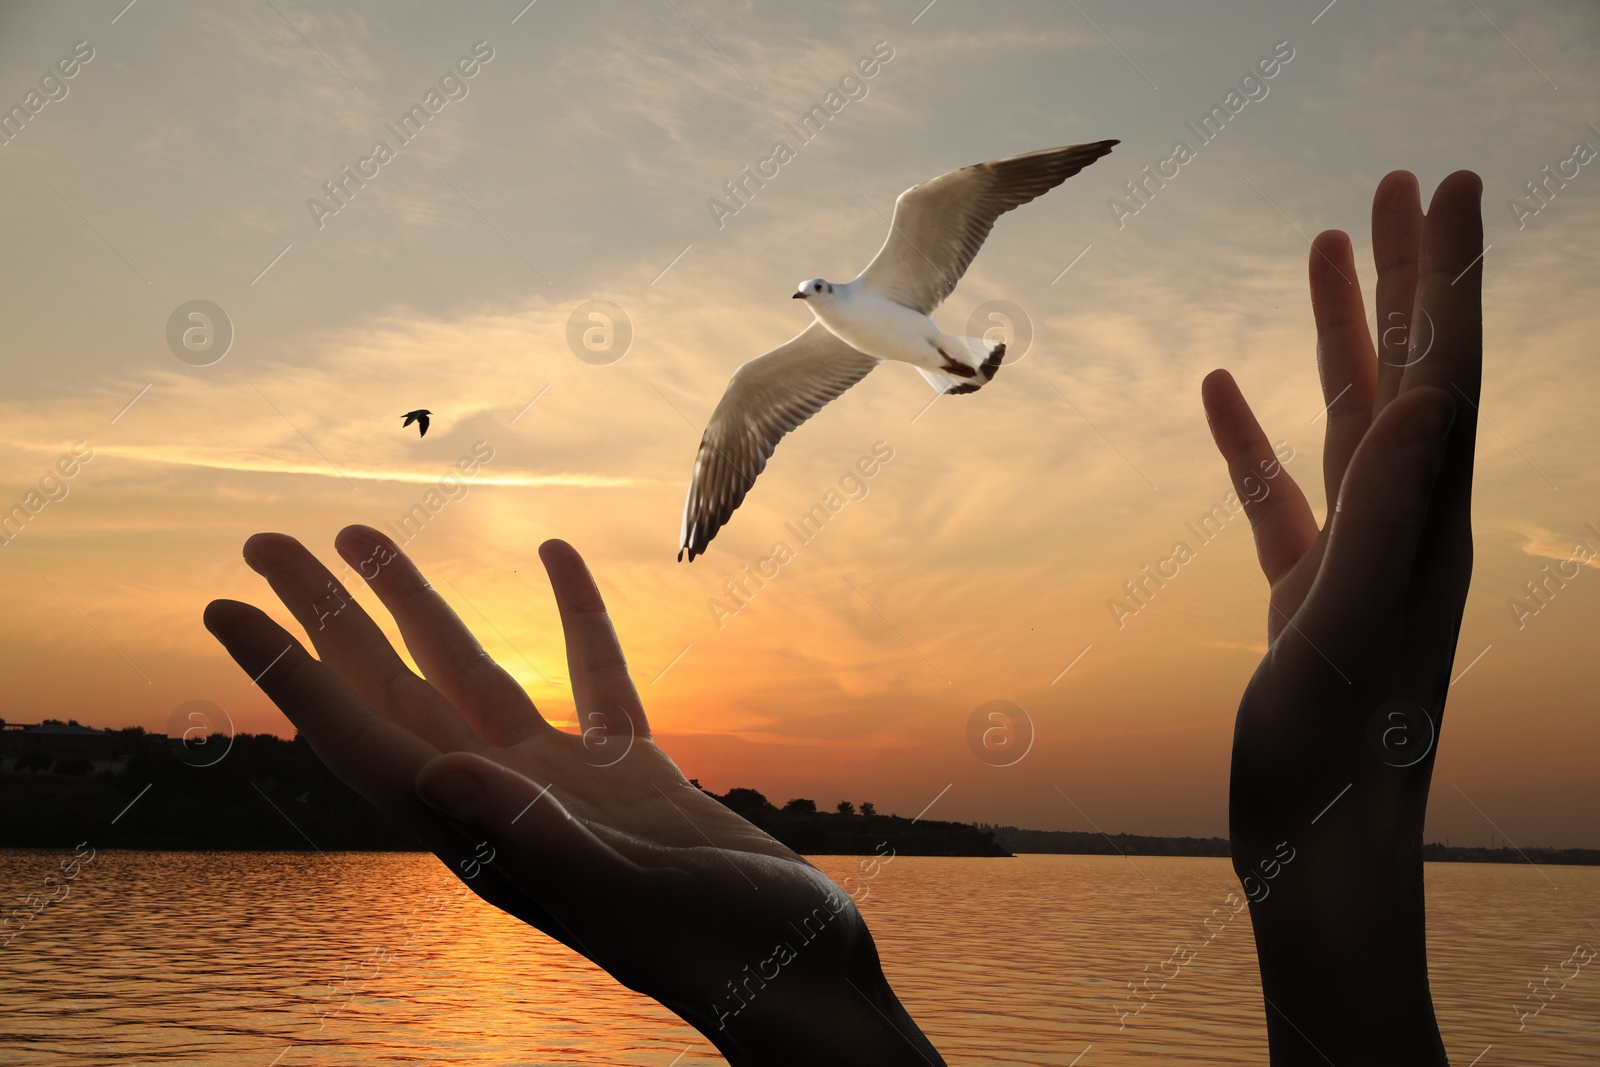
[791,291,806,299]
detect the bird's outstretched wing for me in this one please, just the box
[679,322,879,561]
[856,140,1118,313]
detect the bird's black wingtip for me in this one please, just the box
[677,547,686,562]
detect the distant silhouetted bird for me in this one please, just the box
[402,409,432,437]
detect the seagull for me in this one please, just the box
[677,140,1118,561]
[401,409,431,437]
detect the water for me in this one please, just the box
[1,851,1595,1065]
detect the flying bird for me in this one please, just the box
[677,140,1118,561]
[402,409,431,437]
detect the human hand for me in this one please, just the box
[205,528,942,1066]
[1201,170,1482,1064]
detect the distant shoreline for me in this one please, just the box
[1,846,1596,869]
[5,772,1598,865]
[2,729,1595,865]
[982,825,1600,867]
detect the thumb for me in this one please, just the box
[1301,388,1456,658]
[415,753,631,917]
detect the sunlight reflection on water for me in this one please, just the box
[1,851,1595,1065]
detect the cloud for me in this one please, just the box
[1513,524,1599,563]
[2,0,1598,844]
[90,444,639,488]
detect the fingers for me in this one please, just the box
[241,532,473,751]
[539,539,651,741]
[1404,171,1484,405]
[203,598,445,808]
[1202,370,1318,585]
[1371,171,1424,412]
[335,525,549,747]
[1309,230,1378,512]
[204,597,552,928]
[1300,388,1456,659]
[415,750,638,942]
[1395,172,1483,636]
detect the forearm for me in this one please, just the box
[679,969,945,1067]
[1246,847,1446,1065]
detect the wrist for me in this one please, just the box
[1245,856,1445,1065]
[681,965,943,1067]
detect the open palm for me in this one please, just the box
[205,527,919,1063]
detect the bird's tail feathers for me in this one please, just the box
[953,334,1002,361]
[917,365,980,395]
[919,336,1007,395]
[959,335,1008,377]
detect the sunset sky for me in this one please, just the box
[2,0,1596,847]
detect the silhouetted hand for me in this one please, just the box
[1202,170,1481,1065]
[205,528,942,1066]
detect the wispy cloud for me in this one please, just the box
[1,0,1596,846]
[1512,524,1598,563]
[91,445,639,488]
